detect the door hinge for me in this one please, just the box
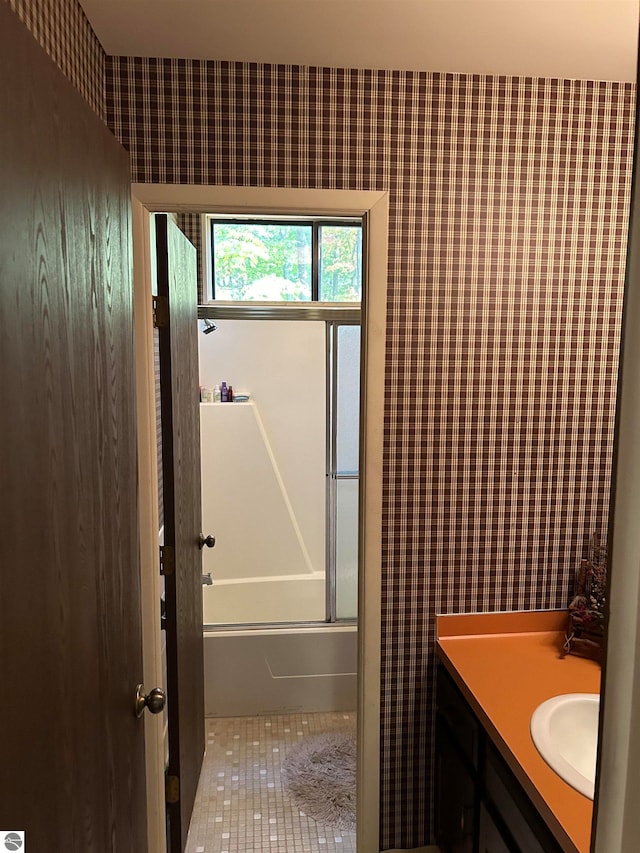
[152,294,169,328]
[159,544,175,576]
[165,774,180,804]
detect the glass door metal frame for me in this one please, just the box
[326,320,360,623]
[198,303,360,629]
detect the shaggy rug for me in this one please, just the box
[281,730,356,831]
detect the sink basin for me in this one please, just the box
[530,693,600,799]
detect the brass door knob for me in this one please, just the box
[135,684,166,718]
[199,533,216,549]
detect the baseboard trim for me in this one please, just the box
[384,847,440,853]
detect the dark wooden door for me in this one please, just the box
[155,215,205,851]
[0,4,147,852]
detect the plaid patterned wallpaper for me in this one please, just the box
[106,58,635,848]
[6,0,105,119]
[177,213,204,299]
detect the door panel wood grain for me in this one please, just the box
[0,5,146,850]
[156,214,205,851]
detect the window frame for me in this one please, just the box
[210,215,363,303]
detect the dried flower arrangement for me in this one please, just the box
[563,533,607,660]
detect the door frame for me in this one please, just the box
[132,196,167,853]
[132,184,389,853]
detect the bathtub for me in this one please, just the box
[202,575,327,624]
[203,624,357,717]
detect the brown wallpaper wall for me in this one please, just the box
[106,58,635,848]
[5,0,105,119]
[177,213,204,299]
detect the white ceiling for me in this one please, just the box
[79,0,639,82]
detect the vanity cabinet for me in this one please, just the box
[478,803,511,853]
[435,664,564,853]
[435,717,476,852]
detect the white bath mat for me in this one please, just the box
[281,730,356,831]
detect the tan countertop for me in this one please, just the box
[436,610,602,853]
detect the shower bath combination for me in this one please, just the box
[198,316,360,715]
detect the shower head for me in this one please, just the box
[202,319,217,334]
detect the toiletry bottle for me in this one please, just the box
[220,381,228,402]
[213,385,221,403]
[228,385,233,403]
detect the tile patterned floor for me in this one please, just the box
[186,711,357,853]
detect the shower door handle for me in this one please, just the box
[199,533,216,549]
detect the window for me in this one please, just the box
[211,218,362,302]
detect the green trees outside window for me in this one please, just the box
[212,219,362,302]
[319,225,362,302]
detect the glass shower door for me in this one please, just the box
[328,324,361,620]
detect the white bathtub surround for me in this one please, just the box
[199,319,326,624]
[200,399,326,622]
[203,573,325,624]
[204,626,357,717]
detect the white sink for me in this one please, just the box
[530,693,600,799]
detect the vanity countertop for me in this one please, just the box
[436,610,602,853]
